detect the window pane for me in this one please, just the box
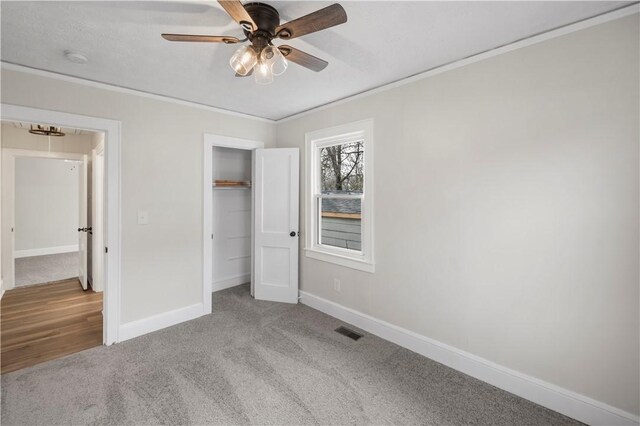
[319,197,362,251]
[320,141,364,194]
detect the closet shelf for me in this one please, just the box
[213,180,252,189]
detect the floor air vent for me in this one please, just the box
[335,326,363,341]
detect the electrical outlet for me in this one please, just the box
[333,278,341,293]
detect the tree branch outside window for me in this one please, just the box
[320,141,364,193]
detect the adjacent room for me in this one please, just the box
[0,121,106,373]
[14,155,80,287]
[0,1,638,425]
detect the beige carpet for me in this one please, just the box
[14,252,79,287]
[0,284,580,425]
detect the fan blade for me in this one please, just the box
[275,4,347,40]
[218,0,257,31]
[278,45,328,72]
[162,34,240,44]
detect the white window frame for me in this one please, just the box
[305,119,374,273]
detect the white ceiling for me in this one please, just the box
[1,1,633,120]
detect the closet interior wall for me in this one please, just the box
[212,147,252,291]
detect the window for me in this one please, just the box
[305,119,374,272]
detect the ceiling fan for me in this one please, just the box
[161,1,347,84]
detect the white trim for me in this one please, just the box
[118,303,204,342]
[2,104,122,345]
[203,134,265,315]
[305,119,375,273]
[299,291,639,426]
[304,249,375,273]
[278,4,640,123]
[0,62,274,124]
[15,245,78,258]
[91,138,105,293]
[213,274,251,292]
[204,134,265,150]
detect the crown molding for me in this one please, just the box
[0,62,275,124]
[276,3,640,123]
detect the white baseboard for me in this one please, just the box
[213,274,250,292]
[14,244,79,258]
[118,303,205,342]
[299,291,639,426]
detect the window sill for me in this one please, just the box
[304,248,375,273]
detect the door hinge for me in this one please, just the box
[105,247,108,254]
[211,233,214,239]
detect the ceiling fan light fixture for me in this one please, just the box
[28,124,65,137]
[261,45,288,76]
[164,1,347,83]
[254,61,274,85]
[229,45,257,76]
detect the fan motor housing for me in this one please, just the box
[243,2,280,35]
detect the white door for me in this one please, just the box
[253,148,299,303]
[91,147,104,292]
[78,155,88,290]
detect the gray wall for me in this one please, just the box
[15,157,79,252]
[276,15,639,415]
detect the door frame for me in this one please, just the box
[202,134,264,314]
[78,154,89,290]
[1,104,121,345]
[91,141,105,293]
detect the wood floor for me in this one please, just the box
[1,278,103,374]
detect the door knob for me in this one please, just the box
[290,231,296,237]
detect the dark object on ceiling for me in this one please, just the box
[29,125,65,137]
[161,1,347,83]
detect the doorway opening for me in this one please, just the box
[0,104,121,373]
[211,146,253,294]
[203,134,299,311]
[0,120,106,373]
[14,156,83,287]
[204,136,263,315]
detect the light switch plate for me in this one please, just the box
[137,210,149,225]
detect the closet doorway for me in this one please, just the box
[211,146,253,293]
[203,135,299,313]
